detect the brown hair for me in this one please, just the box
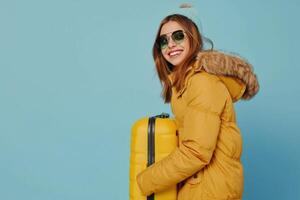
[153,14,211,103]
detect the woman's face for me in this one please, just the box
[159,21,190,67]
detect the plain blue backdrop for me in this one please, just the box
[1,0,299,199]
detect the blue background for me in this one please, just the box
[1,0,299,199]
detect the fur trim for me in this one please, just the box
[195,50,260,100]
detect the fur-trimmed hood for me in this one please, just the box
[193,50,259,101]
[167,50,259,102]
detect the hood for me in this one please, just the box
[194,50,259,101]
[169,50,260,102]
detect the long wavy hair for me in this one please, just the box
[153,14,212,103]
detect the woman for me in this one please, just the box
[136,13,259,200]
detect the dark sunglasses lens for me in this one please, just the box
[172,31,185,43]
[159,36,168,49]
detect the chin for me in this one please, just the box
[169,59,184,66]
[167,53,188,67]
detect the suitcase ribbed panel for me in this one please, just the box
[129,114,178,200]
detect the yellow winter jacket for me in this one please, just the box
[136,51,259,200]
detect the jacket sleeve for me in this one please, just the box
[136,73,229,196]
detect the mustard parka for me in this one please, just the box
[136,51,259,200]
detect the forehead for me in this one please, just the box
[160,21,184,35]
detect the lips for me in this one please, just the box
[168,49,183,57]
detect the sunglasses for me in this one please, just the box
[157,30,186,50]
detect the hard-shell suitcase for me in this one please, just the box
[129,113,178,200]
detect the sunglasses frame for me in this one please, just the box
[157,30,187,50]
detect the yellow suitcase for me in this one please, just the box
[129,113,178,200]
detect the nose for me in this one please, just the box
[167,38,177,48]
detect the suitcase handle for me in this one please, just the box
[147,112,170,168]
[153,112,169,118]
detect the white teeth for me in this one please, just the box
[170,51,182,56]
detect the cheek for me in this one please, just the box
[162,51,169,60]
[183,41,190,51]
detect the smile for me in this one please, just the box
[169,50,183,57]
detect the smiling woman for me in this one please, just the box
[159,23,190,67]
[153,14,206,103]
[135,5,259,200]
